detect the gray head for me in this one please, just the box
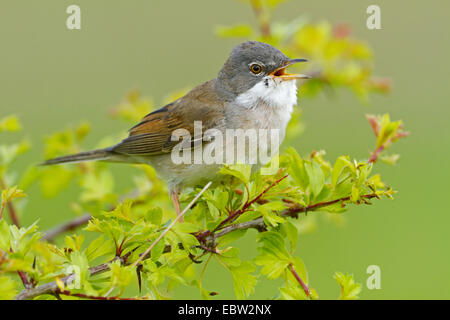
[215,41,308,99]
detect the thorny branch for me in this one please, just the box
[213,174,288,232]
[15,255,125,300]
[54,289,143,300]
[15,186,382,300]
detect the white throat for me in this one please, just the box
[235,77,298,110]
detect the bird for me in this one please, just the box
[42,41,309,219]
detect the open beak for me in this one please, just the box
[269,58,310,81]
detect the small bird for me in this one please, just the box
[42,41,309,218]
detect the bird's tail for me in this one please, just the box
[40,149,114,166]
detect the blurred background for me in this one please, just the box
[1,0,449,299]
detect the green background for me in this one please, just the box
[1,0,449,299]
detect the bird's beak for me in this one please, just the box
[269,58,310,81]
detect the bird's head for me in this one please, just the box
[216,41,309,106]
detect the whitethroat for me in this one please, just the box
[42,41,310,219]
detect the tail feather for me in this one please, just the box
[40,149,113,166]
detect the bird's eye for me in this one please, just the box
[249,64,262,74]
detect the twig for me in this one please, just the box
[289,264,310,298]
[54,289,143,300]
[16,191,379,300]
[15,256,117,300]
[42,214,92,241]
[204,193,381,244]
[17,271,33,290]
[131,181,212,268]
[0,178,20,227]
[214,217,267,239]
[0,177,30,289]
[214,175,288,232]
[367,145,385,164]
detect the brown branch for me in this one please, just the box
[285,193,379,215]
[203,193,381,246]
[16,190,381,300]
[42,213,92,241]
[17,270,32,290]
[367,145,385,164]
[367,132,408,164]
[54,289,144,300]
[15,256,118,300]
[213,175,288,232]
[289,264,310,298]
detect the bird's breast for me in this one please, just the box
[231,78,298,135]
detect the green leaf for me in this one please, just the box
[376,114,400,148]
[109,261,135,290]
[40,166,74,198]
[219,247,241,267]
[254,232,292,279]
[1,186,26,204]
[0,115,21,132]
[280,221,298,252]
[170,224,199,254]
[80,169,115,202]
[285,148,309,191]
[350,185,359,202]
[64,234,84,252]
[0,220,11,250]
[331,156,352,187]
[219,164,251,184]
[9,221,41,254]
[150,236,166,262]
[0,276,18,299]
[280,283,307,300]
[262,210,285,227]
[334,272,362,300]
[229,262,257,300]
[0,140,30,166]
[257,201,286,227]
[146,207,163,226]
[66,251,90,292]
[218,229,247,246]
[304,161,325,197]
[380,154,400,166]
[84,236,113,261]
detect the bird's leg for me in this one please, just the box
[170,190,183,222]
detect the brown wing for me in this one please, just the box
[111,80,225,156]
